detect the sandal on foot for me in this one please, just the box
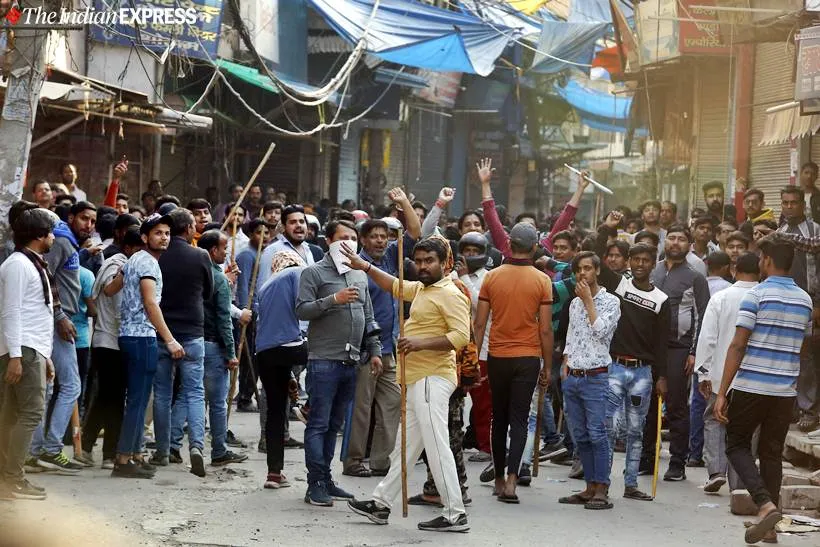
[623,488,653,501]
[584,497,614,510]
[745,510,782,544]
[343,464,371,478]
[408,494,443,507]
[497,493,520,504]
[558,493,590,505]
[797,413,818,432]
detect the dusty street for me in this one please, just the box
[1,411,816,547]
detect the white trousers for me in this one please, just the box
[372,375,465,523]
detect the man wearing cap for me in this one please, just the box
[473,222,554,503]
[113,214,183,478]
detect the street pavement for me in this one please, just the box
[1,410,816,547]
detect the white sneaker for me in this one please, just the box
[101,459,115,470]
[807,428,820,439]
[703,475,726,494]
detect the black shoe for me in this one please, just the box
[169,448,183,464]
[418,514,469,533]
[686,458,705,468]
[479,463,494,483]
[226,430,248,448]
[211,451,249,466]
[518,464,532,487]
[637,459,653,476]
[348,498,389,525]
[539,441,568,462]
[257,438,267,453]
[236,401,257,413]
[327,481,355,500]
[111,460,154,479]
[190,448,206,477]
[284,438,304,449]
[549,451,574,466]
[149,452,169,466]
[663,465,686,482]
[305,482,333,506]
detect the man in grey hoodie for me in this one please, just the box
[296,219,382,507]
[29,201,97,473]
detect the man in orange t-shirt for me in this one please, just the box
[475,223,553,503]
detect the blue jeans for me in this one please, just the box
[563,372,610,485]
[117,337,158,455]
[304,360,357,486]
[689,373,706,461]
[606,363,653,488]
[154,337,205,454]
[203,342,230,459]
[30,332,79,456]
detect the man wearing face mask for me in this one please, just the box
[343,188,420,478]
[455,232,493,463]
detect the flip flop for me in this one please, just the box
[745,510,782,544]
[408,494,443,507]
[584,497,614,510]
[497,493,520,504]
[342,465,371,478]
[558,493,589,505]
[623,489,654,501]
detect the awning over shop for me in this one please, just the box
[458,0,542,38]
[215,59,339,103]
[760,102,820,145]
[0,76,112,102]
[454,78,511,113]
[307,0,515,76]
[373,67,428,89]
[553,78,632,131]
[531,1,610,74]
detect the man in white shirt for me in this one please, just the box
[0,208,57,500]
[695,252,760,495]
[60,163,87,202]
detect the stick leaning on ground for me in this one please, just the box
[71,402,82,458]
[219,142,276,232]
[398,228,408,518]
[227,233,265,422]
[532,383,546,477]
[651,394,663,499]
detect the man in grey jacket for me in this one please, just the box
[296,219,382,507]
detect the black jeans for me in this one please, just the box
[642,346,689,467]
[726,390,793,508]
[487,355,540,478]
[237,317,257,406]
[257,344,307,474]
[81,347,127,459]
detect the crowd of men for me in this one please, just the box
[1,157,819,542]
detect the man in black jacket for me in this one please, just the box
[149,209,214,477]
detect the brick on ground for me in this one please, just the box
[781,473,812,486]
[730,490,758,516]
[779,485,820,510]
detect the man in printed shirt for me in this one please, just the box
[715,234,812,545]
[559,251,621,511]
[344,237,472,533]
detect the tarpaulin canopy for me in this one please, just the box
[553,78,633,132]
[459,0,542,38]
[307,0,515,77]
[531,0,611,73]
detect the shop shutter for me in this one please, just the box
[406,109,451,207]
[692,58,733,210]
[336,123,362,202]
[749,42,795,209]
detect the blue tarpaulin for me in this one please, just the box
[553,78,632,132]
[307,0,515,76]
[530,0,613,74]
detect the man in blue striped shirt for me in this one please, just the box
[715,233,812,545]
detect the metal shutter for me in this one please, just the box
[336,123,362,202]
[692,57,734,210]
[406,109,451,207]
[749,42,795,207]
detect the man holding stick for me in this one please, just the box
[345,237,471,533]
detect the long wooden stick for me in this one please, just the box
[71,402,82,457]
[532,383,546,477]
[398,228,408,518]
[219,143,276,232]
[651,394,663,499]
[227,234,265,422]
[230,221,238,265]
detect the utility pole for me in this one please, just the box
[0,1,54,246]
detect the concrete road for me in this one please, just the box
[2,411,816,547]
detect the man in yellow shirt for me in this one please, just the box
[342,238,471,533]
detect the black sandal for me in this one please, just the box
[343,464,371,478]
[408,494,443,507]
[584,497,614,510]
[558,493,590,505]
[798,412,818,432]
[623,488,654,501]
[497,493,520,504]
